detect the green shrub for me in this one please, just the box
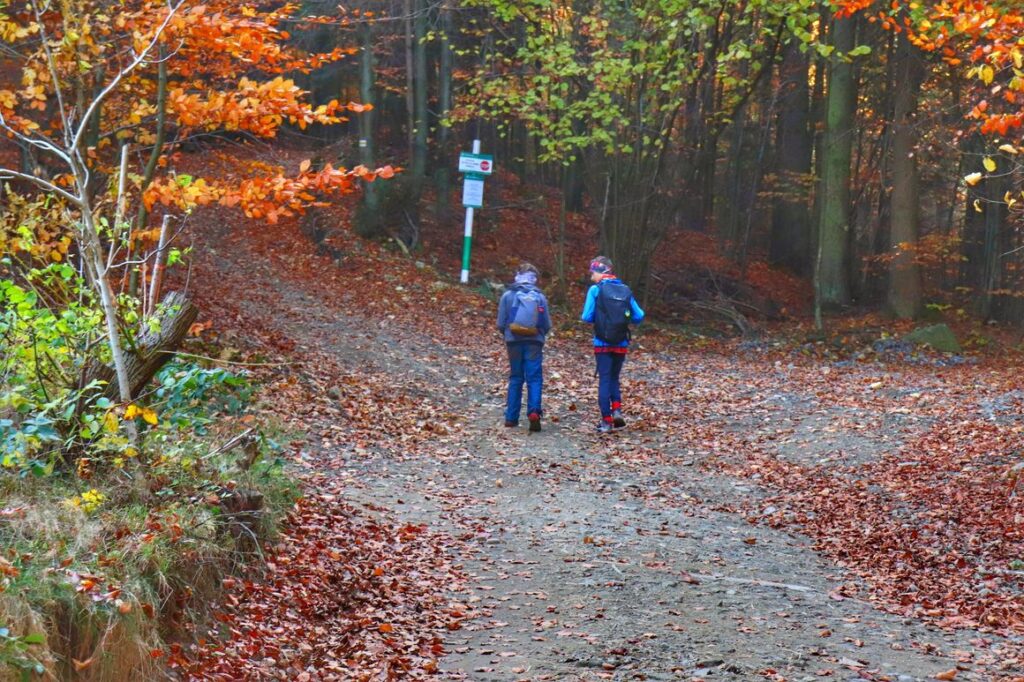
[1,245,298,679]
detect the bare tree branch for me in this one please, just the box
[0,168,82,205]
[0,115,73,167]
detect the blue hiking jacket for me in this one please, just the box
[580,278,645,348]
[497,284,551,344]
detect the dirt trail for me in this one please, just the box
[189,224,1017,681]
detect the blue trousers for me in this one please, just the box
[595,352,625,418]
[505,342,543,423]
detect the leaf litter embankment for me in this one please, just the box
[168,205,480,679]
[179,204,1023,680]
[678,362,1024,634]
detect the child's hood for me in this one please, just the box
[509,281,544,294]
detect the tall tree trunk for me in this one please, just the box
[434,3,453,219]
[356,20,381,237]
[738,74,776,273]
[771,39,812,275]
[816,14,858,310]
[693,10,730,232]
[978,172,1009,319]
[696,135,718,232]
[886,33,925,319]
[404,0,415,161]
[411,0,429,186]
[810,13,828,271]
[523,126,537,179]
[565,154,585,212]
[722,101,749,255]
[556,170,570,303]
[857,34,896,303]
[960,135,985,292]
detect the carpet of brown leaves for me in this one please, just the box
[165,142,1024,679]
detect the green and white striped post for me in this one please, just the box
[460,204,475,286]
[460,139,484,284]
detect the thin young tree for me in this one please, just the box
[0,1,185,415]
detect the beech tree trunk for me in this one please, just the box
[816,13,858,310]
[886,33,924,319]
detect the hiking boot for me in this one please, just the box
[528,412,542,432]
[596,419,613,434]
[611,409,626,430]
[505,420,519,428]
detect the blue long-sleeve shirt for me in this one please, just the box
[581,278,645,348]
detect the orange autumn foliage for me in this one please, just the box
[0,0,387,232]
[835,0,1024,137]
[144,164,395,223]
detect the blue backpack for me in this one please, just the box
[509,289,541,336]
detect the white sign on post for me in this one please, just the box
[462,176,485,208]
[459,140,487,284]
[458,153,494,175]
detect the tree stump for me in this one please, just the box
[78,291,199,402]
[218,488,265,551]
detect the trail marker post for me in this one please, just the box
[458,141,493,284]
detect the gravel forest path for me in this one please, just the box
[187,216,1019,681]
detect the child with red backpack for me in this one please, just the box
[497,263,552,432]
[580,256,645,433]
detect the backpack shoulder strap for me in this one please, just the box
[504,289,518,323]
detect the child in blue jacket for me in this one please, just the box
[497,263,551,432]
[580,256,645,433]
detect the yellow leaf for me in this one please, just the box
[140,407,158,425]
[999,144,1018,155]
[981,64,995,85]
[103,412,119,433]
[973,199,983,213]
[964,172,983,186]
[124,404,140,420]
[983,157,997,172]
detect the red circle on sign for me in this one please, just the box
[480,161,490,171]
